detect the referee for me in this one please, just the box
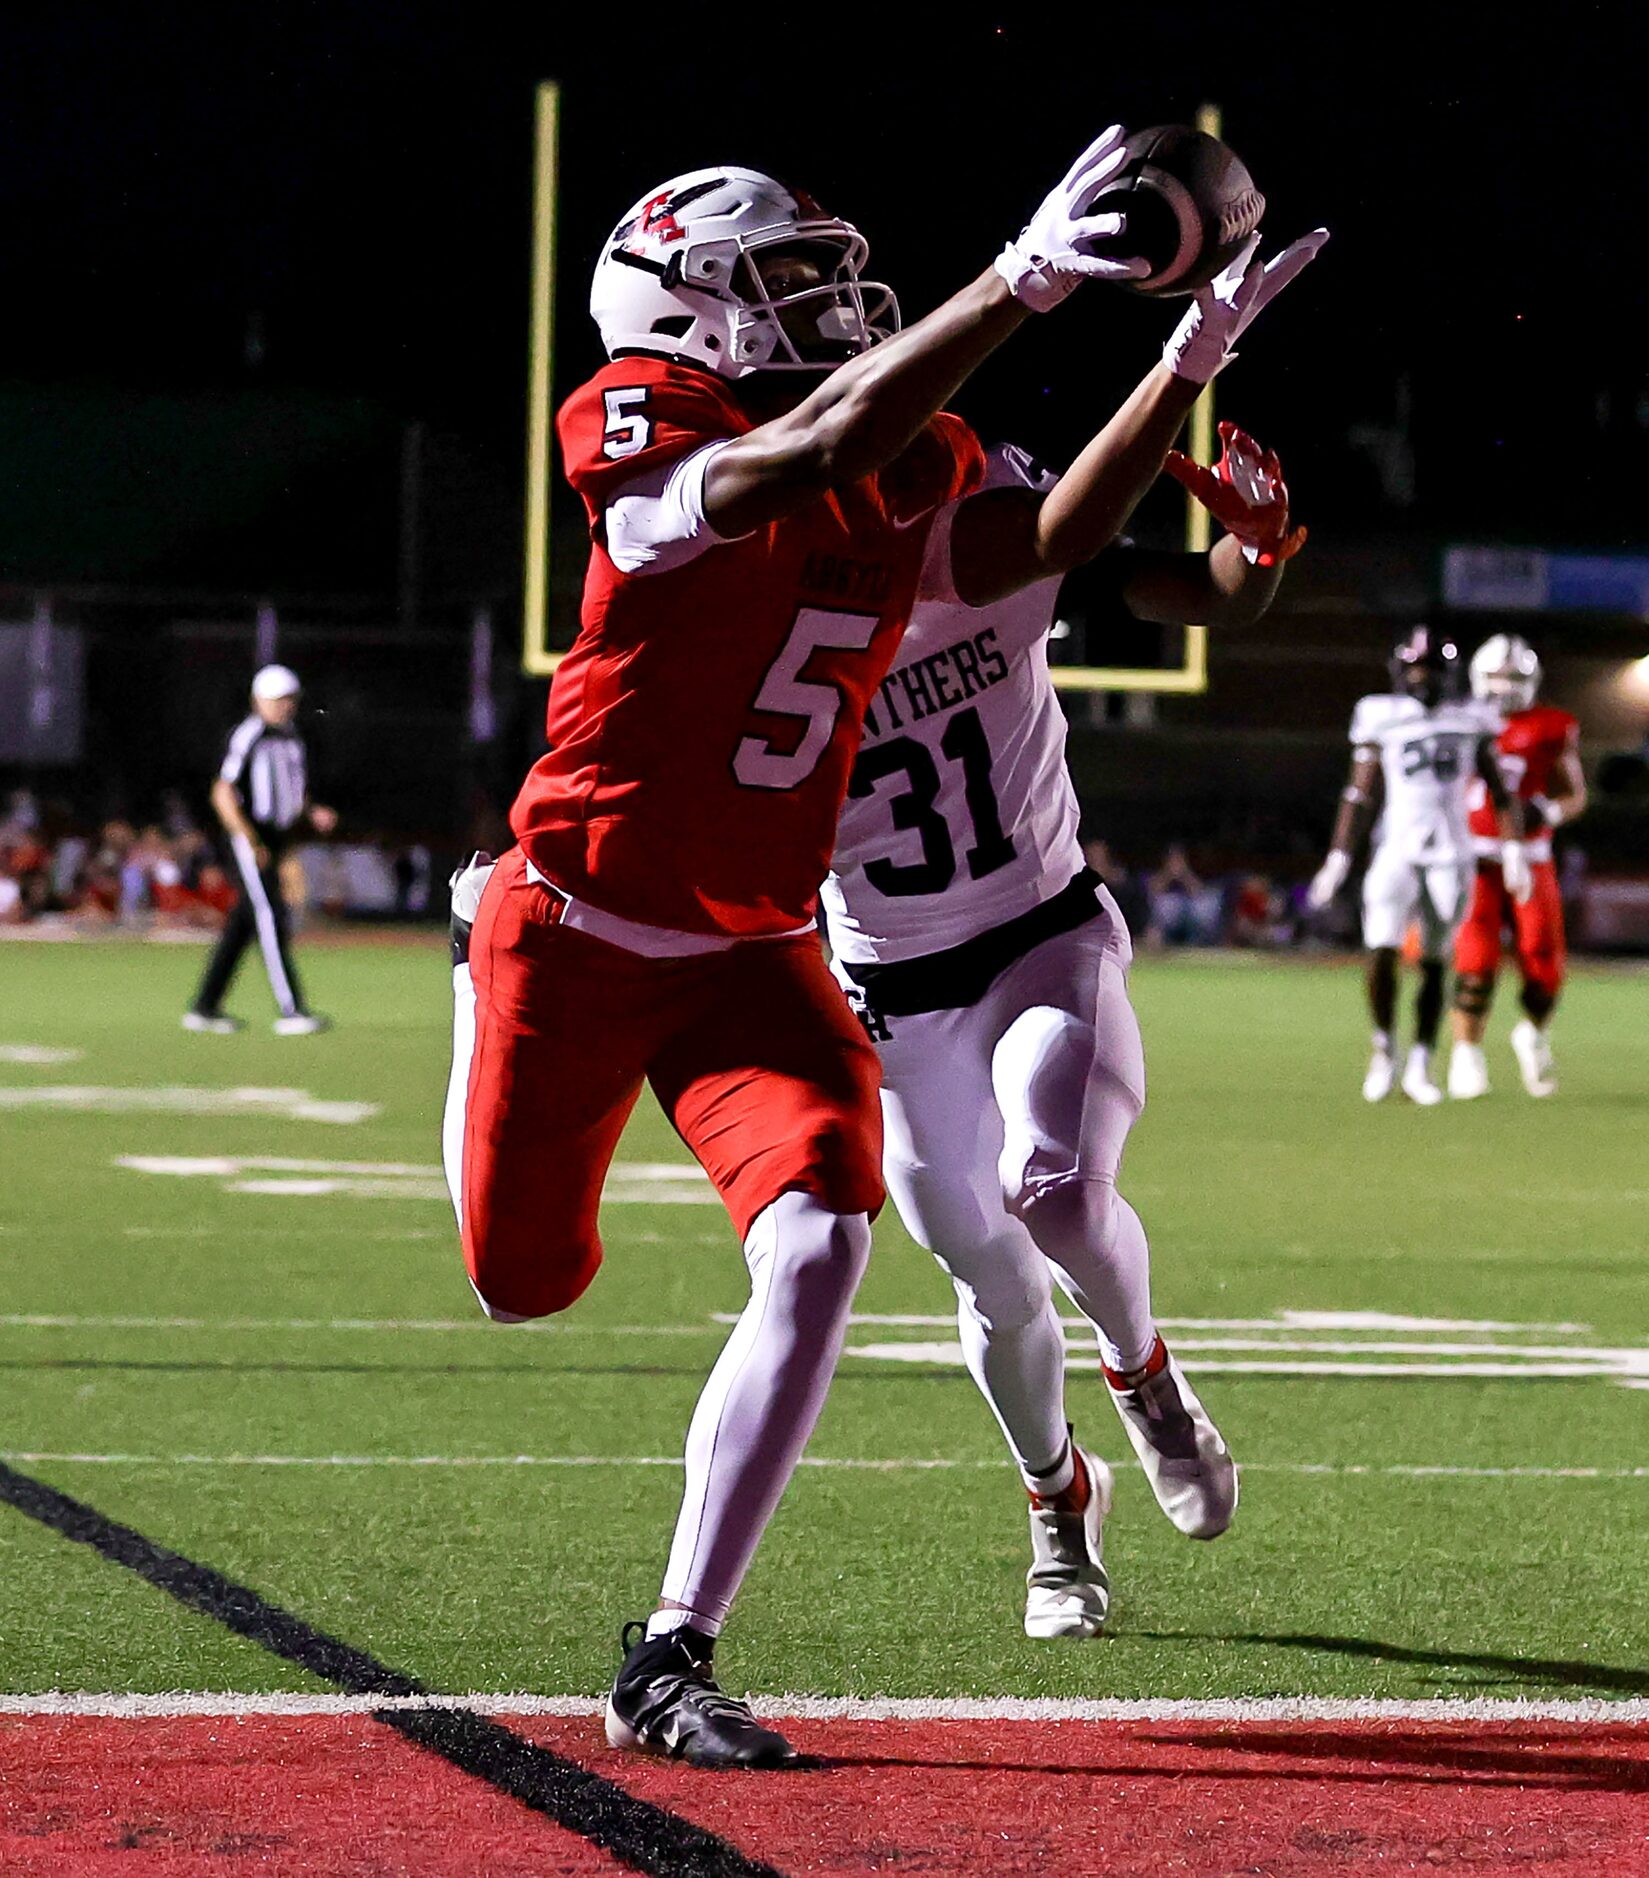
[183,664,336,1035]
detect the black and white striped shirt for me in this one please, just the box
[220,716,308,836]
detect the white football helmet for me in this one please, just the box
[589,166,898,379]
[1470,632,1541,713]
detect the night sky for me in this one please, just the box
[2,5,1646,590]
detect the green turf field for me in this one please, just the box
[2,936,1646,1704]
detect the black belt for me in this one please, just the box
[841,868,1105,1016]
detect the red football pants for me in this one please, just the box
[455,848,884,1319]
[1454,858,1566,998]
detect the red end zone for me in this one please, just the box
[3,1713,1645,1876]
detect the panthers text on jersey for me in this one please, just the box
[1466,703,1578,862]
[512,356,984,938]
[825,446,1112,966]
[1350,692,1500,867]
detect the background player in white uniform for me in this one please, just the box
[1308,628,1528,1105]
[828,410,1310,1637]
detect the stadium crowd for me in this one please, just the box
[3,783,1316,949]
[0,788,435,929]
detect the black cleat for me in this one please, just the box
[604,1622,799,1770]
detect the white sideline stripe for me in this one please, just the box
[4,1451,1648,1481]
[1,1693,1646,1724]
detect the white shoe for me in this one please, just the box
[1510,1019,1557,1097]
[181,1011,243,1034]
[1106,1343,1237,1540]
[273,1013,330,1036]
[1024,1444,1114,1639]
[1401,1045,1443,1106]
[1447,1042,1490,1100]
[1362,1048,1396,1103]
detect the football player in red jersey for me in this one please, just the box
[1448,634,1587,1099]
[442,134,1312,1767]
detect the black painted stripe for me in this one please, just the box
[0,1460,787,1878]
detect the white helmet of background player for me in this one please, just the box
[1469,632,1542,714]
[589,167,899,378]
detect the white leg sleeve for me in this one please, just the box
[659,1191,870,1630]
[876,1006,1070,1484]
[993,945,1158,1375]
[955,1293,1072,1484]
[442,962,475,1229]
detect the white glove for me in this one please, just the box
[1308,849,1350,911]
[996,126,1151,312]
[1163,227,1330,383]
[1501,841,1534,904]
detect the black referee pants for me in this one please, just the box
[191,834,307,1020]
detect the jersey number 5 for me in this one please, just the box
[734,607,881,791]
[601,387,652,460]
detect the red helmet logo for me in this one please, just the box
[638,191,689,245]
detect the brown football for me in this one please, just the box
[1085,124,1265,298]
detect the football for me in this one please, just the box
[1087,124,1265,298]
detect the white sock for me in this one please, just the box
[645,1607,721,1642]
[658,1191,870,1630]
[1372,1029,1392,1055]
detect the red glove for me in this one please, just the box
[1165,420,1306,567]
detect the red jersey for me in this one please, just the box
[1468,704,1579,858]
[512,357,983,936]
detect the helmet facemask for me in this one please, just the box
[728,229,898,372]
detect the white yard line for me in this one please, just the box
[0,1310,1611,1342]
[3,1451,1647,1480]
[0,1088,377,1124]
[755,1312,1598,1335]
[0,1314,717,1335]
[0,1693,1645,1723]
[846,1341,1649,1381]
[118,1157,710,1182]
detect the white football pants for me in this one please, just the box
[843,897,1158,1484]
[1361,845,1472,957]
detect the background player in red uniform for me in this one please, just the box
[441,133,1192,1769]
[1448,633,1587,1099]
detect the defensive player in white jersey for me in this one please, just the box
[826,418,1304,1637]
[1308,628,1529,1105]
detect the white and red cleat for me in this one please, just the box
[1105,1339,1237,1540]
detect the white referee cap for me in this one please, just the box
[251,663,302,701]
